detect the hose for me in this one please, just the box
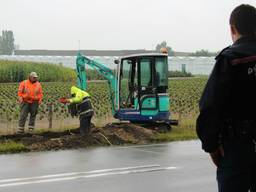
[98,132,112,146]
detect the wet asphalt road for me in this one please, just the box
[0,140,217,192]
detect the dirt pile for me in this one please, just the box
[103,123,154,144]
[0,123,156,152]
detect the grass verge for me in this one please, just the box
[0,140,27,154]
[152,116,198,142]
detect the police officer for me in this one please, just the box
[196,4,256,192]
[60,86,94,136]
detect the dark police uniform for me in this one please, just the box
[196,36,256,192]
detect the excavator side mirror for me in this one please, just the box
[114,59,119,64]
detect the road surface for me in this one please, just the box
[0,140,217,192]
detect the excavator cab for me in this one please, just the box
[115,53,177,129]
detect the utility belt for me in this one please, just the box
[68,97,94,117]
[222,119,256,141]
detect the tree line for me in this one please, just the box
[155,41,218,57]
[189,49,219,57]
[0,30,15,55]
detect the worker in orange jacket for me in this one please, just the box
[17,72,43,134]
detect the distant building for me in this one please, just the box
[14,49,156,57]
[14,44,20,51]
[14,49,192,57]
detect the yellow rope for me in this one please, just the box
[98,132,112,146]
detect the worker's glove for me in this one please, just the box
[59,97,69,104]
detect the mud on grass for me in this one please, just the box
[0,123,156,153]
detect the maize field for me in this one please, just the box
[0,60,76,83]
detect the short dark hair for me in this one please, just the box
[230,4,256,36]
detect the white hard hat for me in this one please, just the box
[29,72,38,78]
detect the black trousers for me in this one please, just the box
[18,102,39,128]
[79,114,92,136]
[217,139,256,192]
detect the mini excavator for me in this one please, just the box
[75,49,178,131]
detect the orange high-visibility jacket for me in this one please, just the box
[18,80,43,103]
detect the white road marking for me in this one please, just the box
[117,143,173,155]
[0,166,178,188]
[128,148,166,155]
[0,164,160,183]
[118,143,170,149]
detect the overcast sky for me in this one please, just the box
[1,0,255,52]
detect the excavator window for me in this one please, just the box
[120,59,134,108]
[155,57,168,93]
[155,57,168,87]
[140,58,152,87]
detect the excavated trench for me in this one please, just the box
[0,123,159,152]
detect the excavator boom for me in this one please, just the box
[76,53,118,115]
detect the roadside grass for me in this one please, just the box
[0,140,27,154]
[152,116,198,142]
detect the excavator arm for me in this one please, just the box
[76,53,118,115]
